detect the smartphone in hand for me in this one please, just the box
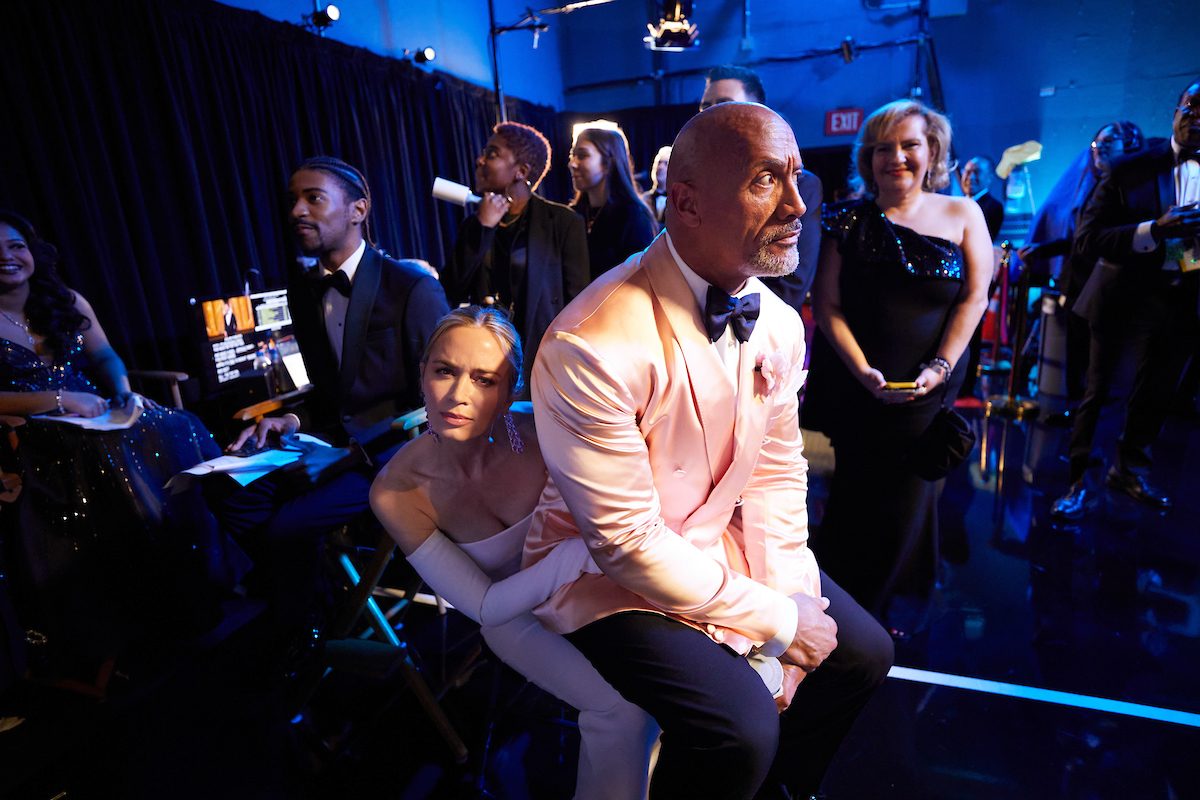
[882,381,921,394]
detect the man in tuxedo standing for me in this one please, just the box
[525,103,893,799]
[639,145,672,225]
[701,65,824,310]
[216,156,449,625]
[959,156,1005,241]
[1051,78,1200,519]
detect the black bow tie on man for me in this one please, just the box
[704,286,760,343]
[315,269,352,298]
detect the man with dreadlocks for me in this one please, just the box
[217,156,449,640]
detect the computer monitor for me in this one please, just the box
[190,289,311,396]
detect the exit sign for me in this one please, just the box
[825,108,863,136]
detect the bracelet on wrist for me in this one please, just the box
[920,359,951,380]
[55,388,64,414]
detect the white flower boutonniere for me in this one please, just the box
[754,349,792,400]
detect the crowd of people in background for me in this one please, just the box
[4,50,1200,798]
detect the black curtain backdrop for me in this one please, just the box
[1,0,559,379]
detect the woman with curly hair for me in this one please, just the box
[440,121,590,395]
[569,125,659,280]
[1,210,241,679]
[804,100,991,629]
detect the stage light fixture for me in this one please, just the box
[645,1,699,52]
[302,3,339,34]
[414,47,436,64]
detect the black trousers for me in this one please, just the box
[1068,278,1199,485]
[206,443,399,625]
[566,571,893,799]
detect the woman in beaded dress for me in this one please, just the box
[370,307,658,799]
[0,211,243,678]
[804,101,991,625]
[569,126,659,281]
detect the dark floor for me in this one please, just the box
[4,394,1200,799]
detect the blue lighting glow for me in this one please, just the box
[889,666,1200,728]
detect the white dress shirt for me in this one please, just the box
[320,239,367,366]
[1131,138,1200,270]
[665,232,753,384]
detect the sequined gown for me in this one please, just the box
[804,199,967,615]
[1,333,246,677]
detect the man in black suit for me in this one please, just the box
[222,299,240,337]
[1051,78,1200,519]
[955,156,1004,399]
[639,145,672,225]
[216,156,450,621]
[699,64,824,310]
[960,156,1004,241]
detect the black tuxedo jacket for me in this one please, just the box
[1072,140,1182,325]
[441,194,589,390]
[977,191,1005,242]
[761,169,824,312]
[288,247,449,447]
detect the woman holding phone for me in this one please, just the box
[805,100,990,630]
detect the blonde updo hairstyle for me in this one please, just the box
[850,99,954,196]
[421,306,525,400]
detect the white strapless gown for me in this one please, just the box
[457,515,658,800]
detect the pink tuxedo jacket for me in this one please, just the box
[524,233,820,654]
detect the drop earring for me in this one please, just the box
[503,411,524,453]
[423,400,439,441]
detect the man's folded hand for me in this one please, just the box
[781,593,838,673]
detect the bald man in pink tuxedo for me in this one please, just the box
[525,103,893,799]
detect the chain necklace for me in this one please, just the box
[0,308,36,348]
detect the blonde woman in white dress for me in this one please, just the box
[370,305,657,799]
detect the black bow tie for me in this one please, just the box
[315,269,352,298]
[704,286,760,343]
[1180,151,1200,165]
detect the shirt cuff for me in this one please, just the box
[757,595,799,658]
[1133,220,1158,253]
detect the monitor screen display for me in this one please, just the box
[190,289,311,395]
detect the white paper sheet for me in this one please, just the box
[30,396,144,431]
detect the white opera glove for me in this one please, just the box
[406,532,599,628]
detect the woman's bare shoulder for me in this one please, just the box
[374,435,433,493]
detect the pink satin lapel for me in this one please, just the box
[641,240,737,481]
[689,296,774,537]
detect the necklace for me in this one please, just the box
[496,205,526,228]
[0,308,36,348]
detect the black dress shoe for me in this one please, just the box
[1050,483,1099,520]
[1105,469,1171,509]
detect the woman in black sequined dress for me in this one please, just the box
[805,101,991,624]
[0,211,243,679]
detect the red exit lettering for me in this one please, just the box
[824,108,863,136]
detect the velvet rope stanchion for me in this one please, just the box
[984,243,1040,422]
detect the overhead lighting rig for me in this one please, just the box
[645,1,699,52]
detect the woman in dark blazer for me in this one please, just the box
[441,122,589,395]
[568,126,659,281]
